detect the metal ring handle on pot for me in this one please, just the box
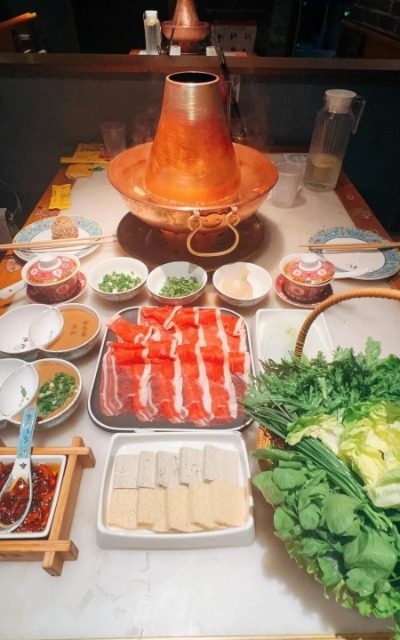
[186,208,240,258]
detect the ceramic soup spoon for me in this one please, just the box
[28,305,64,348]
[0,406,38,533]
[0,364,39,533]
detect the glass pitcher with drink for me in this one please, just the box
[304,89,366,191]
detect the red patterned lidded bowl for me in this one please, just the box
[279,253,335,304]
[22,253,80,303]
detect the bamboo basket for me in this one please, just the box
[257,287,400,450]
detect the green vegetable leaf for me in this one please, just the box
[324,494,359,536]
[272,467,306,490]
[346,568,377,596]
[252,471,285,505]
[302,537,333,557]
[343,530,398,577]
[273,506,300,540]
[317,556,343,587]
[299,503,322,530]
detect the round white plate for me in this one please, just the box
[309,227,400,280]
[13,215,103,262]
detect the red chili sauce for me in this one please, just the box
[0,462,58,532]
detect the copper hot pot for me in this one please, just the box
[108,72,277,257]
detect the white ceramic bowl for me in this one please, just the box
[89,257,148,302]
[41,303,102,361]
[0,304,64,359]
[8,357,82,429]
[212,262,272,307]
[147,261,207,306]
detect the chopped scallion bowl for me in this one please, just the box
[98,271,142,293]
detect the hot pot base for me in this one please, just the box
[117,212,266,271]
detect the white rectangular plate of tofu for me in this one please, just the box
[97,431,255,549]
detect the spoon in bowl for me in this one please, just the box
[0,407,38,533]
[0,364,39,533]
[28,306,64,348]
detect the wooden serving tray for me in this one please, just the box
[0,436,95,576]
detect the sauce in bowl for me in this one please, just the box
[0,461,59,532]
[46,305,100,352]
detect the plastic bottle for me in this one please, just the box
[143,10,162,55]
[304,89,365,191]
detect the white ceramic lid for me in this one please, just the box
[325,89,356,114]
[280,253,335,286]
[23,253,79,287]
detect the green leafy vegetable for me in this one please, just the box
[37,372,77,417]
[159,276,201,298]
[98,271,141,293]
[253,447,400,626]
[245,340,400,636]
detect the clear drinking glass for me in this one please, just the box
[271,161,304,208]
[100,121,127,158]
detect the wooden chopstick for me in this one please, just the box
[0,234,117,252]
[301,241,400,252]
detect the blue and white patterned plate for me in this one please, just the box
[13,215,103,262]
[309,227,400,281]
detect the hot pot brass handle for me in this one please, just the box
[186,209,240,257]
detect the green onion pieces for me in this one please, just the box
[159,276,201,298]
[98,271,142,293]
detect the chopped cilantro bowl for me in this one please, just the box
[147,262,207,305]
[159,276,201,298]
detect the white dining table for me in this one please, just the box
[0,158,399,640]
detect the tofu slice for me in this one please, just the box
[137,451,157,488]
[107,488,138,530]
[112,454,139,489]
[137,487,157,527]
[188,482,216,530]
[179,447,203,485]
[152,487,168,533]
[203,445,240,484]
[156,451,179,488]
[209,480,248,527]
[166,485,198,532]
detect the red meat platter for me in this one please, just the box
[88,306,254,432]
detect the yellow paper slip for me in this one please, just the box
[60,143,109,166]
[61,157,109,168]
[65,164,104,178]
[49,184,72,210]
